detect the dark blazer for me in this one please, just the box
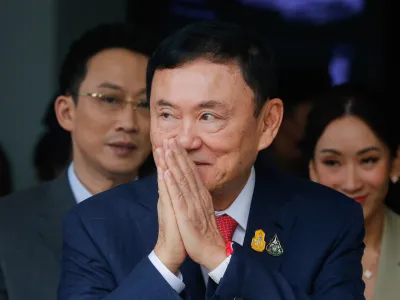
[0,174,75,300]
[58,165,365,300]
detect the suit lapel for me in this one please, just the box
[243,164,294,272]
[35,173,76,261]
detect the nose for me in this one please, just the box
[177,120,202,151]
[115,105,140,134]
[342,164,363,194]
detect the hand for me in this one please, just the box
[163,138,227,271]
[153,146,187,274]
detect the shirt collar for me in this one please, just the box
[67,163,93,204]
[215,167,255,230]
[67,162,140,204]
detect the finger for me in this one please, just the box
[155,147,168,171]
[167,138,200,196]
[165,149,194,202]
[173,140,214,214]
[171,139,208,198]
[157,167,169,200]
[153,147,159,166]
[157,167,177,228]
[164,169,187,214]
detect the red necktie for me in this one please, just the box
[216,214,238,243]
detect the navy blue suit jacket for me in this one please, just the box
[58,165,365,299]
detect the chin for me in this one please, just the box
[105,160,140,177]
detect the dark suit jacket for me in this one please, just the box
[0,174,75,300]
[58,166,365,300]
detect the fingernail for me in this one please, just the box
[391,175,398,184]
[156,148,162,157]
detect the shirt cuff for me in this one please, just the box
[208,255,232,284]
[148,251,185,293]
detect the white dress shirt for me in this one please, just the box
[67,163,93,204]
[67,163,138,204]
[149,167,256,293]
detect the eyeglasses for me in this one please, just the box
[76,92,150,115]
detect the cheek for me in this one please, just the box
[150,130,161,148]
[75,109,110,144]
[314,164,343,189]
[205,125,259,166]
[362,165,389,190]
[150,127,174,148]
[138,117,151,137]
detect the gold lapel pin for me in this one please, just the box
[251,229,266,252]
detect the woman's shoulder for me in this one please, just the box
[384,206,400,233]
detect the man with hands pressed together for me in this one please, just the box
[59,21,365,300]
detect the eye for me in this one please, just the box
[200,113,216,121]
[160,112,172,119]
[361,157,379,164]
[100,96,118,104]
[323,160,340,167]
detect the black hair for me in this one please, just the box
[59,23,158,99]
[301,84,397,162]
[277,67,331,116]
[146,21,277,115]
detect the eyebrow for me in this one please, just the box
[98,83,146,98]
[357,146,381,155]
[320,149,342,155]
[97,82,123,90]
[319,146,381,156]
[155,99,228,110]
[198,100,227,110]
[156,99,175,108]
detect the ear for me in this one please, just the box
[308,160,318,183]
[55,95,76,132]
[257,98,284,151]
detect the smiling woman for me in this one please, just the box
[301,84,400,300]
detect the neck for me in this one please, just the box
[72,153,137,195]
[364,205,385,252]
[211,168,251,211]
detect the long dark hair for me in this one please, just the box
[301,84,397,166]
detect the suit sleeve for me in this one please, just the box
[58,209,183,300]
[209,203,365,300]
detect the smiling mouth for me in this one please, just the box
[353,196,368,204]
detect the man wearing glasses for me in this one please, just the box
[0,23,156,300]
